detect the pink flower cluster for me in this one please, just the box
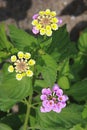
[40,84,68,113]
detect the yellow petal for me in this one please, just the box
[16,73,22,80]
[39,11,45,15]
[46,30,52,36]
[45,9,51,15]
[11,55,17,62]
[51,11,56,16]
[8,65,14,72]
[51,24,58,30]
[24,53,31,59]
[36,24,42,30]
[40,28,46,35]
[28,59,36,66]
[51,17,58,23]
[18,51,24,59]
[46,25,51,31]
[32,20,38,25]
[26,70,33,77]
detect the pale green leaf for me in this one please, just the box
[58,76,70,89]
[78,28,87,53]
[0,64,32,111]
[9,25,37,50]
[0,123,12,130]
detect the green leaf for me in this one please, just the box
[0,51,10,58]
[70,52,87,81]
[70,124,84,130]
[82,105,87,119]
[37,104,83,130]
[47,25,77,61]
[0,123,12,130]
[58,76,70,89]
[9,25,37,50]
[41,54,57,87]
[67,79,87,101]
[0,23,13,51]
[78,28,87,53]
[57,59,70,76]
[30,115,37,130]
[0,113,22,130]
[0,64,32,111]
[37,35,52,51]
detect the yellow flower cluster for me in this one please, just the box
[8,51,36,81]
[32,9,59,36]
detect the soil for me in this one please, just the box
[0,0,87,41]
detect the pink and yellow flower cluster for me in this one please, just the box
[40,84,68,113]
[32,9,62,36]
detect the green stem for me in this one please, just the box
[23,96,32,130]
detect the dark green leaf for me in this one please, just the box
[67,79,87,101]
[47,25,77,61]
[0,113,22,130]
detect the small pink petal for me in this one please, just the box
[52,84,59,92]
[42,88,52,95]
[40,95,47,101]
[58,95,68,102]
[32,27,39,34]
[32,14,38,19]
[53,104,62,113]
[56,89,63,96]
[58,18,62,25]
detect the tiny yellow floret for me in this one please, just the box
[32,20,38,25]
[24,53,31,59]
[51,17,58,23]
[46,25,51,31]
[28,59,36,66]
[45,9,51,15]
[51,23,58,30]
[16,73,22,80]
[40,28,46,35]
[46,30,52,36]
[51,11,56,16]
[11,55,17,62]
[39,11,45,15]
[8,65,14,72]
[18,51,24,59]
[36,24,42,30]
[26,70,33,77]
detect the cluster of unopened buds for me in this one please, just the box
[8,51,35,81]
[32,9,62,36]
[40,84,68,113]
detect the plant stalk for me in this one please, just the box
[23,96,32,130]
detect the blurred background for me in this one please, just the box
[0,0,87,41]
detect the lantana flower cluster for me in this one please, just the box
[40,84,68,113]
[8,51,35,81]
[32,9,62,36]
